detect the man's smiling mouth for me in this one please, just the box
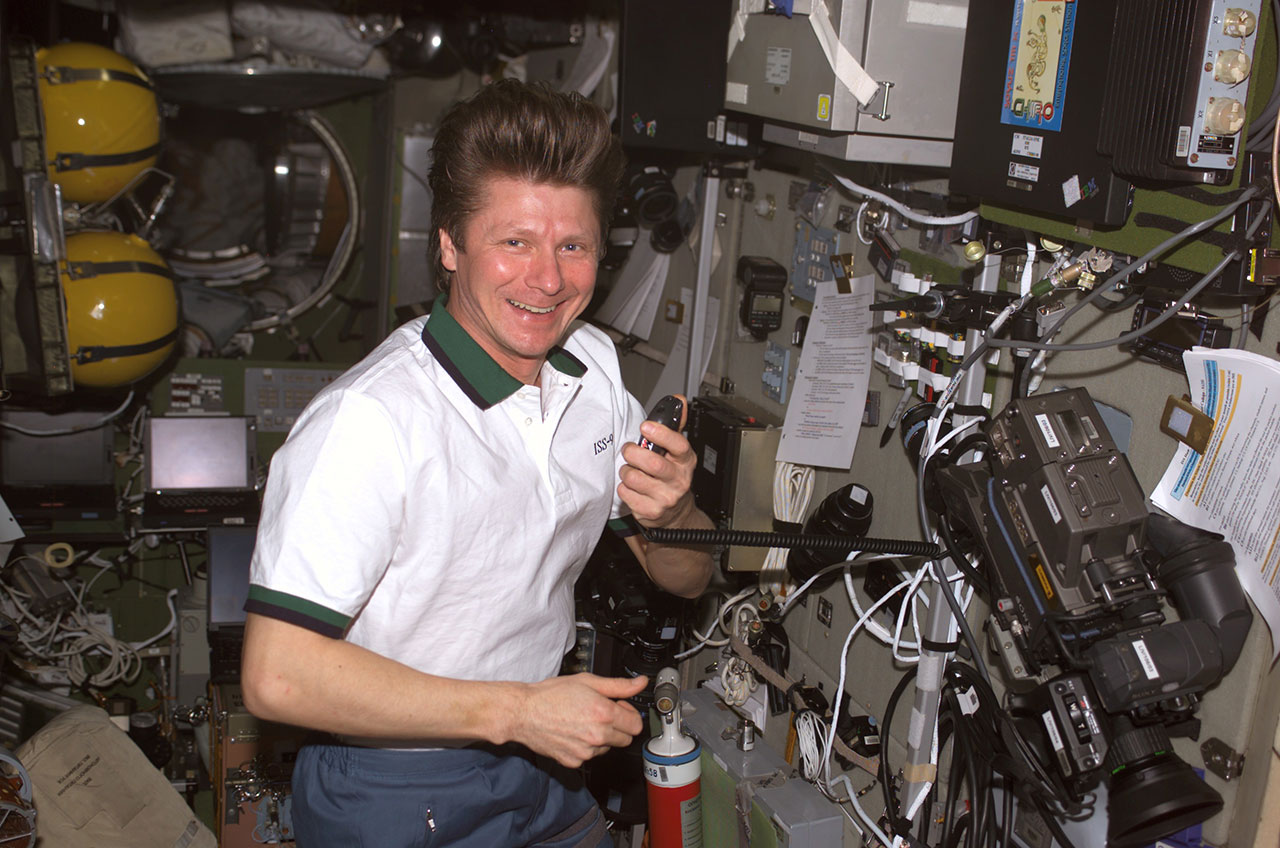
[508,299,557,314]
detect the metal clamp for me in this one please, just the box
[1201,737,1244,781]
[858,81,895,122]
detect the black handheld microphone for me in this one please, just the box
[638,395,684,456]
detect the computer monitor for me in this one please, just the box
[145,416,255,492]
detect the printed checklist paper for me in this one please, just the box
[1152,347,1280,661]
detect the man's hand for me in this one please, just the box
[510,674,648,768]
[618,394,698,528]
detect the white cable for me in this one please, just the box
[891,563,932,664]
[816,573,915,848]
[830,173,979,226]
[855,201,875,245]
[842,562,919,655]
[762,462,815,595]
[674,587,756,660]
[830,773,904,848]
[775,552,905,619]
[0,390,135,435]
[1019,240,1036,296]
[822,575,914,777]
[130,589,178,651]
[795,710,827,781]
[720,602,761,706]
[0,544,156,689]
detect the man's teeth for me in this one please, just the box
[509,300,556,314]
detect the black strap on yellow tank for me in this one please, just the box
[64,259,173,280]
[42,65,154,90]
[52,142,163,173]
[74,326,179,364]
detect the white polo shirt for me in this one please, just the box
[247,304,644,697]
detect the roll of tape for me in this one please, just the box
[44,542,75,569]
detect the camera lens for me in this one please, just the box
[1105,724,1222,848]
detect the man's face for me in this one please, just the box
[440,176,601,385]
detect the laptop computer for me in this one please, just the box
[141,416,260,531]
[0,409,117,523]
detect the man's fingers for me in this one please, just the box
[583,673,648,699]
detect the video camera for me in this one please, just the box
[934,388,1252,848]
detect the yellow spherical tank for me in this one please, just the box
[36,42,161,204]
[61,231,179,389]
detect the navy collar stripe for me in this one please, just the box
[421,330,495,409]
[420,300,589,408]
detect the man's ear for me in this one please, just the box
[439,229,458,272]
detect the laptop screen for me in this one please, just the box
[146,416,255,492]
[0,409,115,487]
[207,525,257,629]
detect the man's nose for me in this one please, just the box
[526,249,565,294]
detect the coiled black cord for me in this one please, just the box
[638,526,941,558]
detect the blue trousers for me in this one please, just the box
[291,741,613,848]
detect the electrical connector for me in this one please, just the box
[1247,248,1280,285]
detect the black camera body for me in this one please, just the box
[936,388,1252,848]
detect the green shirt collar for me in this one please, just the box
[420,298,588,410]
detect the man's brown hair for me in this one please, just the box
[428,79,624,290]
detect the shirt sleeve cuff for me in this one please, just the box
[245,585,352,639]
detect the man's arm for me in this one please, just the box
[617,395,715,599]
[240,612,646,768]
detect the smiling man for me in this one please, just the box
[239,80,714,848]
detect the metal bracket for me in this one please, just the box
[1201,737,1244,781]
[857,81,895,122]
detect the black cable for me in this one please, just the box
[1030,793,1081,848]
[932,433,992,468]
[920,430,993,596]
[1001,778,1014,848]
[940,711,961,848]
[952,663,1076,818]
[1011,352,1029,400]
[944,668,995,848]
[945,813,971,848]
[1089,289,1143,314]
[935,517,990,605]
[879,666,919,839]
[639,526,941,557]
[929,557,991,686]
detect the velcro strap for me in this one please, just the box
[43,65,153,90]
[65,259,173,280]
[53,141,162,173]
[1133,212,1239,251]
[1165,184,1250,207]
[74,327,178,364]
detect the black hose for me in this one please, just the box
[639,526,941,557]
